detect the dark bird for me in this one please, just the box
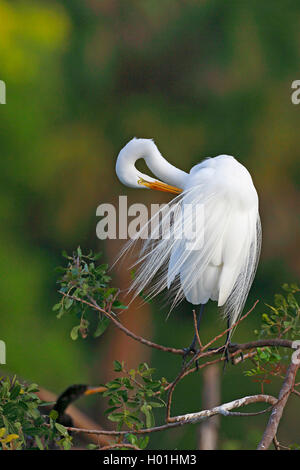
[52,384,105,427]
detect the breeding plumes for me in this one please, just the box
[116,138,261,353]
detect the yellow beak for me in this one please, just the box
[84,386,107,396]
[138,178,182,195]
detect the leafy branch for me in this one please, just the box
[2,249,299,450]
[53,247,127,341]
[0,375,71,450]
[51,250,300,450]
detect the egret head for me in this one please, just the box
[116,138,183,195]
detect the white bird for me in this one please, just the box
[116,138,261,355]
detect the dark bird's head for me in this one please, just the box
[52,384,105,427]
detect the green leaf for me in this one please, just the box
[148,401,164,408]
[70,325,80,341]
[27,383,39,393]
[138,436,149,450]
[49,410,59,421]
[56,307,65,319]
[117,390,128,402]
[87,443,98,450]
[106,380,121,390]
[123,377,134,389]
[274,294,287,309]
[55,423,69,437]
[113,360,123,372]
[92,252,102,260]
[10,385,21,400]
[64,298,73,310]
[104,406,120,415]
[126,414,143,426]
[104,288,118,299]
[126,433,138,446]
[287,293,298,309]
[112,300,128,310]
[107,412,124,423]
[141,403,154,428]
[141,368,155,377]
[35,435,44,450]
[94,317,110,338]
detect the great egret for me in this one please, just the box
[116,138,261,358]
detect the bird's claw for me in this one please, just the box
[223,342,238,372]
[182,346,200,370]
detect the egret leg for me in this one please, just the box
[223,318,239,372]
[203,319,241,370]
[224,318,231,365]
[182,304,205,368]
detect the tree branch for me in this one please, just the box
[257,360,299,450]
[168,394,277,423]
[60,292,294,361]
[60,291,183,355]
[63,394,277,437]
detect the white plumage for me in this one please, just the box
[116,138,261,333]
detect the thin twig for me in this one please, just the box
[273,435,281,451]
[192,309,202,350]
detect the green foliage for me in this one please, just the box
[289,443,300,450]
[0,376,71,450]
[100,361,167,449]
[54,251,169,449]
[53,422,73,450]
[244,347,282,379]
[54,252,300,448]
[258,283,300,339]
[245,284,300,391]
[54,248,127,340]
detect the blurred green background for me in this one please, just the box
[0,0,299,449]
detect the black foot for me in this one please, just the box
[223,342,238,372]
[182,345,200,370]
[182,304,205,372]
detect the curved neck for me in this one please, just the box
[116,138,188,188]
